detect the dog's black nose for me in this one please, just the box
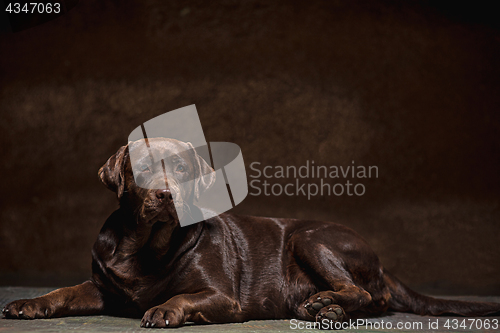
[156,189,173,202]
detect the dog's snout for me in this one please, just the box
[156,189,173,202]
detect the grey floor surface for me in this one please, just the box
[1,287,499,332]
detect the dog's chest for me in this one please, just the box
[97,245,168,302]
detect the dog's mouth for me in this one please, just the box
[139,201,181,225]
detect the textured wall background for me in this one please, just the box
[0,0,499,295]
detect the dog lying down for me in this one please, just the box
[3,138,500,328]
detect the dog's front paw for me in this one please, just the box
[3,299,52,319]
[141,305,185,328]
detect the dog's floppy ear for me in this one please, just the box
[98,144,129,200]
[188,143,216,201]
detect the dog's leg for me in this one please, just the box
[290,231,388,324]
[2,280,105,319]
[140,290,242,328]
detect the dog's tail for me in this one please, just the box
[384,270,500,316]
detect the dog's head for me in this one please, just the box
[98,138,215,225]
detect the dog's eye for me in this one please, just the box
[140,165,150,172]
[176,165,185,172]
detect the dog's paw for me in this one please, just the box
[316,304,345,325]
[3,299,52,319]
[303,291,335,317]
[141,305,185,328]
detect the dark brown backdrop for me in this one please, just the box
[0,0,499,295]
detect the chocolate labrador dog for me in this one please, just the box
[3,138,500,328]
